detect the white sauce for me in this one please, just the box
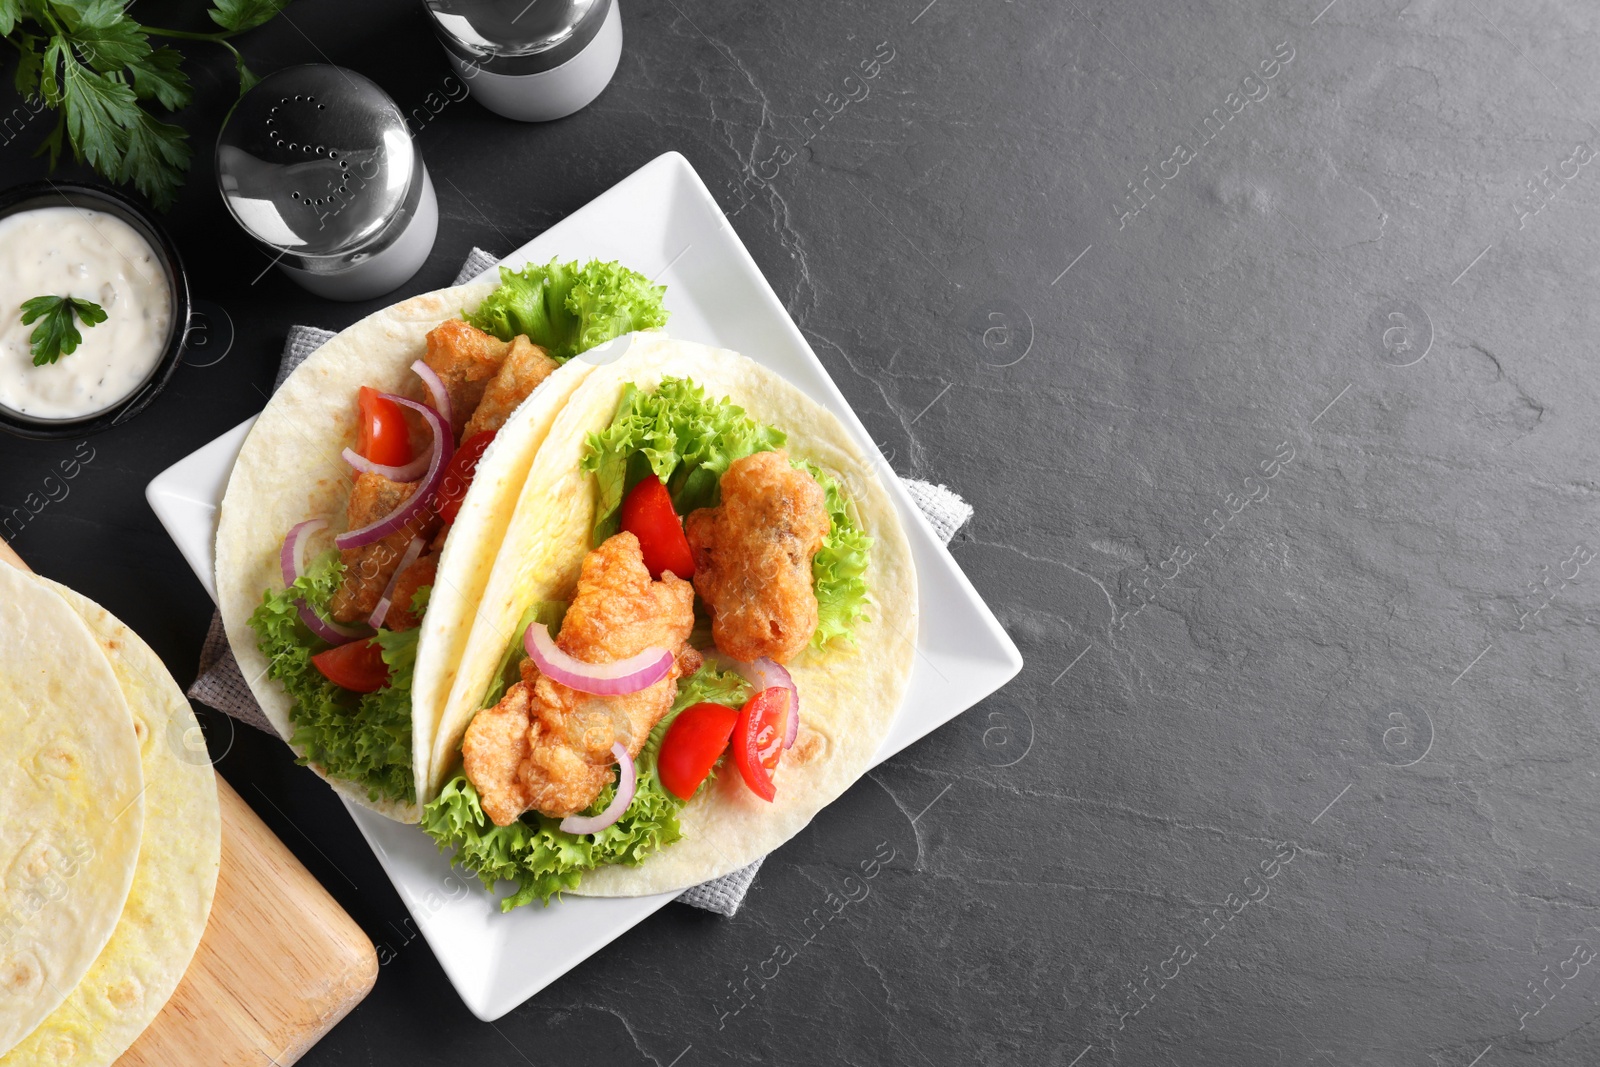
[0,207,172,420]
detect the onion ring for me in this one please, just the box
[341,446,429,483]
[297,602,370,645]
[523,623,673,695]
[743,657,800,748]
[279,518,327,587]
[334,395,453,550]
[367,534,426,630]
[411,358,452,432]
[559,743,636,835]
[280,518,371,644]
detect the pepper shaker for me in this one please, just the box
[424,0,622,122]
[215,65,439,302]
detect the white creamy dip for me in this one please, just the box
[0,206,172,420]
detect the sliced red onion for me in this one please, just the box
[560,743,636,835]
[297,601,370,645]
[744,657,800,748]
[367,534,426,630]
[411,358,452,432]
[280,519,371,644]
[334,395,453,550]
[524,623,673,696]
[280,518,328,587]
[341,445,429,483]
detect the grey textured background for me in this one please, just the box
[2,0,1597,1064]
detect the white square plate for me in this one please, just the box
[147,152,1022,1021]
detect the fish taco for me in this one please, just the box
[216,260,668,820]
[422,334,917,905]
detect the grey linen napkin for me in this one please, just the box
[188,248,973,916]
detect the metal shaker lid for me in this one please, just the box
[215,65,423,264]
[424,0,611,76]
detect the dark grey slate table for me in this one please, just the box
[2,1,1596,1064]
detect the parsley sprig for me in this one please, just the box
[1,0,292,210]
[21,294,106,365]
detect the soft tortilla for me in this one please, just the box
[0,568,144,1056]
[433,335,918,895]
[215,279,596,821]
[1,583,221,1067]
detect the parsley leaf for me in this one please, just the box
[21,295,108,366]
[13,36,43,98]
[208,0,292,34]
[235,54,259,94]
[128,46,191,110]
[119,108,191,206]
[60,62,137,174]
[4,0,287,210]
[38,35,65,108]
[67,1,152,73]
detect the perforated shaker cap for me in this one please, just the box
[215,65,423,265]
[425,0,611,76]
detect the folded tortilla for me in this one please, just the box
[215,278,598,821]
[1,582,221,1067]
[432,334,918,895]
[0,568,144,1056]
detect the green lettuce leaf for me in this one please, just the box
[802,462,874,651]
[579,377,787,544]
[421,663,752,910]
[480,598,568,710]
[246,552,418,805]
[464,258,668,361]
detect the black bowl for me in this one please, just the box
[0,181,191,440]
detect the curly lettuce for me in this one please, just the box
[422,664,752,909]
[580,377,786,544]
[803,462,874,651]
[246,552,419,805]
[464,258,668,360]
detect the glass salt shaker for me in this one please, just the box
[424,0,623,122]
[215,65,439,301]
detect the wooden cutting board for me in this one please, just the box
[0,540,377,1066]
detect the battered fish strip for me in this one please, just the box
[463,336,559,439]
[462,533,701,826]
[685,450,830,664]
[384,552,437,632]
[423,319,511,439]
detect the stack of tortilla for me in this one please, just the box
[0,565,220,1066]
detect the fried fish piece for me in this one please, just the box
[423,319,511,438]
[383,551,437,632]
[463,336,560,440]
[685,450,830,664]
[329,472,442,623]
[463,533,701,825]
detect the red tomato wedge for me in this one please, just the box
[658,702,739,800]
[732,687,790,802]
[435,430,497,525]
[312,638,390,693]
[621,475,695,580]
[357,386,414,467]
